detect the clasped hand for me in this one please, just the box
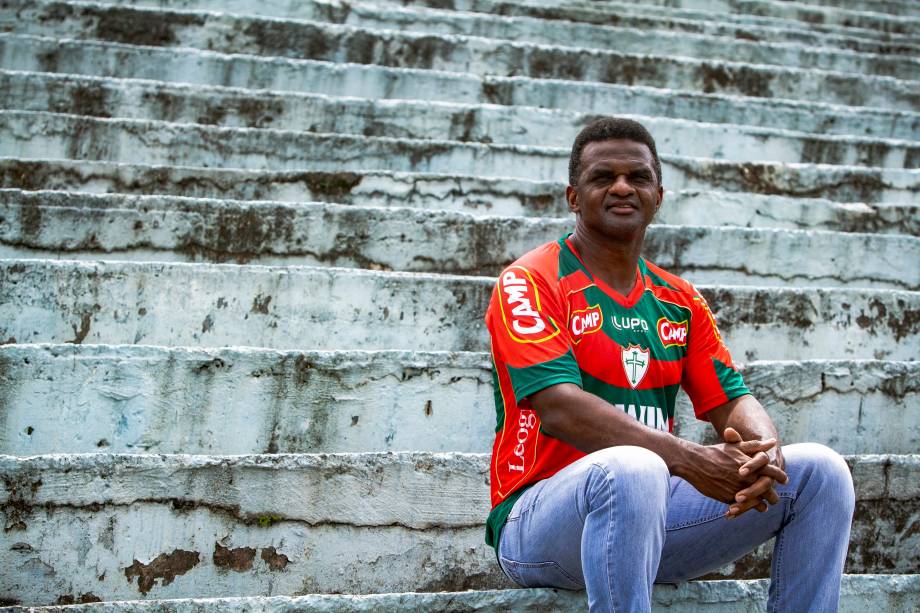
[691,427,788,519]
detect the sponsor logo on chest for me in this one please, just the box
[657,317,689,348]
[569,304,603,341]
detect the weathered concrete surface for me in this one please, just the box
[3,161,917,227]
[1,260,917,359]
[0,453,915,604]
[33,0,919,79]
[8,577,920,612]
[89,0,920,52]
[0,344,916,455]
[4,112,920,185]
[4,35,918,140]
[2,190,916,287]
[5,71,917,168]
[8,2,918,110]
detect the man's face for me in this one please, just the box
[566,138,663,241]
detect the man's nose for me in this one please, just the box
[608,175,635,196]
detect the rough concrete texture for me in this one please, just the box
[0,344,916,455]
[0,453,916,604]
[5,71,918,168]
[4,35,918,140]
[1,259,917,359]
[26,0,919,79]
[2,161,916,229]
[4,112,920,187]
[6,2,919,111]
[8,577,920,612]
[84,0,920,54]
[2,189,917,287]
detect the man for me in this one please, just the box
[484,117,855,612]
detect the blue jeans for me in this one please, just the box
[497,443,855,612]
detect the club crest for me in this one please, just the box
[621,344,650,389]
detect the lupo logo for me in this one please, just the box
[657,317,689,348]
[498,266,559,343]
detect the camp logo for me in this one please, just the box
[621,344,650,389]
[569,304,603,342]
[498,266,560,344]
[657,317,689,348]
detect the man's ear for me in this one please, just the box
[566,185,579,214]
[655,185,664,215]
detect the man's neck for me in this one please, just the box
[569,229,644,297]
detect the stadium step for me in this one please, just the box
[0,343,916,455]
[1,259,917,359]
[4,113,919,189]
[3,160,917,223]
[31,0,920,78]
[0,452,916,605]
[9,577,920,613]
[5,34,918,140]
[5,71,919,168]
[2,189,918,288]
[7,1,918,109]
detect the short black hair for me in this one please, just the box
[568,117,662,187]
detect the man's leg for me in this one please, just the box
[497,445,671,612]
[656,443,856,612]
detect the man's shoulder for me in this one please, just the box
[642,259,699,300]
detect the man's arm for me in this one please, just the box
[706,394,788,517]
[529,383,780,506]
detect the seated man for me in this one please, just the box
[485,117,855,612]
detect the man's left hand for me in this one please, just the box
[723,427,788,518]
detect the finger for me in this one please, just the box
[723,427,743,443]
[729,495,770,518]
[762,486,780,506]
[735,476,775,505]
[757,464,789,484]
[737,438,776,455]
[739,451,770,476]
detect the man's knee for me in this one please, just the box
[786,442,855,512]
[583,446,670,508]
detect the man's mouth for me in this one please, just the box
[605,200,637,212]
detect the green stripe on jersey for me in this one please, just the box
[581,370,679,429]
[507,350,583,401]
[713,357,751,400]
[491,365,505,433]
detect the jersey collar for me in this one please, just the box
[563,235,646,308]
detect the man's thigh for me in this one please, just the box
[656,464,790,583]
[496,455,595,589]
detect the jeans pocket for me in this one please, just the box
[499,558,584,591]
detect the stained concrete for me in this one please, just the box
[0,344,916,454]
[5,71,918,167]
[1,259,918,359]
[2,161,917,225]
[2,190,916,287]
[3,35,918,140]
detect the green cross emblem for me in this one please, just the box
[625,349,646,383]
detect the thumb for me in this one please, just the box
[723,427,743,443]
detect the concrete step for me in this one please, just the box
[786,0,920,18]
[4,112,919,188]
[0,453,916,604]
[113,0,920,46]
[509,0,920,36]
[5,35,917,140]
[5,71,918,168]
[7,578,920,611]
[0,259,917,360]
[3,160,917,220]
[50,0,920,78]
[0,343,915,455]
[3,189,917,288]
[8,1,918,109]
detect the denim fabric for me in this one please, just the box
[497,443,855,612]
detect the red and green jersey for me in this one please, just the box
[485,236,749,547]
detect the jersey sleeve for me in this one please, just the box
[681,287,750,419]
[486,264,582,401]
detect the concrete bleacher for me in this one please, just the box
[0,0,917,609]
